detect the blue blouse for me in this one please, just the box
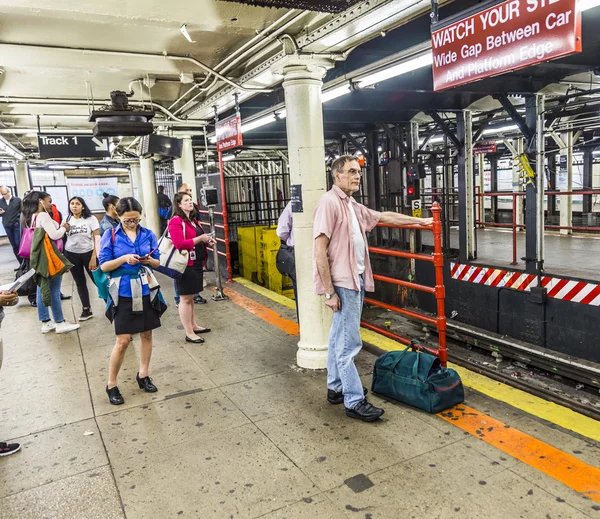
[98,224,160,298]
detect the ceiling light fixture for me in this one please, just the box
[322,84,351,103]
[482,124,520,135]
[0,135,24,160]
[180,24,196,43]
[240,114,277,134]
[581,0,600,11]
[356,53,433,88]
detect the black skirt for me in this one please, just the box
[176,264,204,296]
[112,295,161,336]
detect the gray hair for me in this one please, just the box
[330,155,359,182]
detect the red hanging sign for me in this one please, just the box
[431,0,582,91]
[473,140,497,154]
[216,114,243,152]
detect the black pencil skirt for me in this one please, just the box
[113,295,161,336]
[176,264,204,296]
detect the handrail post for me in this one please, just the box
[511,193,518,266]
[431,202,448,367]
[218,150,233,282]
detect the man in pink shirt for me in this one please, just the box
[314,155,432,422]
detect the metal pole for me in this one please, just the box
[511,194,518,265]
[536,94,545,274]
[209,206,228,301]
[218,150,233,282]
[432,202,447,367]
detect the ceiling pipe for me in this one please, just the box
[0,96,207,125]
[0,42,275,95]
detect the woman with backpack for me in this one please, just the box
[64,196,100,321]
[21,191,80,334]
[168,192,214,344]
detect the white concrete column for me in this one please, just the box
[130,163,145,217]
[280,56,334,369]
[560,130,573,235]
[174,136,197,202]
[512,138,525,230]
[139,158,160,236]
[15,161,31,197]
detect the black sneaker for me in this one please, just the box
[60,293,71,300]
[194,295,207,304]
[79,309,93,321]
[345,400,384,422]
[327,386,368,405]
[0,442,21,456]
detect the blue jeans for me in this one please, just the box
[327,275,365,409]
[5,224,21,262]
[37,276,65,323]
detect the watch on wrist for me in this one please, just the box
[325,291,335,300]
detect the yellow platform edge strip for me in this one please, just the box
[233,277,600,443]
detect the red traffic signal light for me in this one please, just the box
[407,186,415,195]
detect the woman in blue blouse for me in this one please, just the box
[98,197,162,406]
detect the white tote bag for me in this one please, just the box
[157,220,189,275]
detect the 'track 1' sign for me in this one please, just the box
[431,0,582,91]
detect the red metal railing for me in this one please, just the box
[360,202,448,367]
[476,190,600,265]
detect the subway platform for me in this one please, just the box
[0,244,599,519]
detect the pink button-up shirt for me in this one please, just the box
[313,185,381,294]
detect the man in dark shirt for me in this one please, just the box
[157,185,172,235]
[0,186,22,266]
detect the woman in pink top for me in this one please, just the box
[168,193,215,343]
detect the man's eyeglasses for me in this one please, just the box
[341,168,362,177]
[122,218,141,225]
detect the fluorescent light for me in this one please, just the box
[107,167,129,172]
[581,0,600,11]
[240,114,276,134]
[357,53,433,88]
[322,84,351,103]
[48,165,65,169]
[483,124,519,135]
[0,136,24,160]
[276,109,286,119]
[209,136,217,143]
[180,24,196,43]
[222,154,235,162]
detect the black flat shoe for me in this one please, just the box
[136,373,158,393]
[193,328,211,334]
[106,385,124,405]
[185,336,205,343]
[345,399,384,422]
[60,293,71,300]
[327,386,368,405]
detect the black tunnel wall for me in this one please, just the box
[417,262,600,364]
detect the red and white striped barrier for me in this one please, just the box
[450,263,600,306]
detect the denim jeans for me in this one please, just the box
[327,275,365,409]
[37,275,65,323]
[5,223,21,262]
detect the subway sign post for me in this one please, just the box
[431,0,582,91]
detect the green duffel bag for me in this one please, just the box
[371,342,464,414]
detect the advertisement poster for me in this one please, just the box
[67,177,118,212]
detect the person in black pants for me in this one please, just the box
[0,186,22,267]
[63,197,100,321]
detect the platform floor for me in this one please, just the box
[0,245,599,519]
[423,228,600,281]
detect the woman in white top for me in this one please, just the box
[21,191,80,334]
[64,197,100,321]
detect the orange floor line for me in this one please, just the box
[438,405,600,503]
[223,287,300,336]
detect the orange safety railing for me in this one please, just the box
[476,190,600,265]
[361,202,448,367]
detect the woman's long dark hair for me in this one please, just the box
[115,197,143,217]
[171,192,197,221]
[102,192,120,212]
[21,191,50,227]
[68,196,92,219]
